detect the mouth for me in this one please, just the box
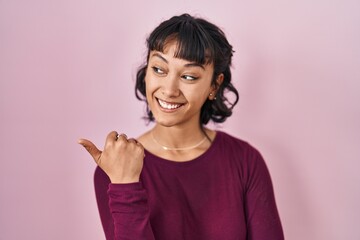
[156,98,184,110]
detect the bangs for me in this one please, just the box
[147,16,215,65]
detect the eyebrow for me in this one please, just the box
[151,52,205,70]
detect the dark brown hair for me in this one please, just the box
[135,13,239,124]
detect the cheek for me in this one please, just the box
[144,73,152,93]
[184,86,209,104]
[145,71,163,94]
[144,75,157,101]
[145,82,152,100]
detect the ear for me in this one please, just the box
[209,73,224,100]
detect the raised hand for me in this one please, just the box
[78,131,145,184]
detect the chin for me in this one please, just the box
[154,118,179,128]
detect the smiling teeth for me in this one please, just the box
[158,99,181,109]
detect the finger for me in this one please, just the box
[116,133,128,142]
[106,131,118,143]
[136,139,144,147]
[133,139,145,151]
[131,139,145,157]
[127,138,138,144]
[78,138,102,162]
[136,141,145,157]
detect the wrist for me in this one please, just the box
[110,176,140,184]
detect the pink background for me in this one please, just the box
[1,0,359,239]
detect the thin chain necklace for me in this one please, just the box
[151,131,207,151]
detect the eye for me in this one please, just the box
[182,75,198,81]
[152,66,165,75]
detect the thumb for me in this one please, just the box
[78,138,102,163]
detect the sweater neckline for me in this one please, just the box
[143,131,223,166]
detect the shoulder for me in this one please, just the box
[214,130,267,168]
[215,130,261,155]
[215,131,272,185]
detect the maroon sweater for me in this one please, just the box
[94,131,284,240]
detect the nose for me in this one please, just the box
[161,73,180,98]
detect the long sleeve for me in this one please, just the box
[94,131,284,240]
[94,167,155,240]
[108,183,155,240]
[244,150,284,240]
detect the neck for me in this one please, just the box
[152,124,208,149]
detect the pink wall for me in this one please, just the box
[1,0,359,239]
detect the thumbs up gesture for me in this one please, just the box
[78,131,145,184]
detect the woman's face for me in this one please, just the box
[145,41,218,128]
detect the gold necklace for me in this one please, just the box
[151,131,207,151]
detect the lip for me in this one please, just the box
[156,97,185,112]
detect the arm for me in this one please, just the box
[81,131,155,239]
[94,167,155,240]
[108,183,154,240]
[94,167,114,239]
[244,150,284,240]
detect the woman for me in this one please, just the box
[79,13,284,240]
